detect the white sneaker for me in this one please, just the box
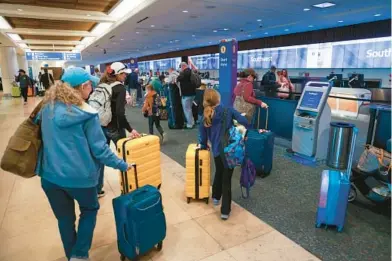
[162,133,167,144]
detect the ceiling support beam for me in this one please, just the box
[0,4,116,23]
[1,28,97,37]
[28,46,74,50]
[16,40,81,45]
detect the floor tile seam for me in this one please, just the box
[192,216,226,252]
[0,176,16,230]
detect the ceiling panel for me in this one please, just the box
[0,0,120,13]
[5,17,96,31]
[20,35,82,41]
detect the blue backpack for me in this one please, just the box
[240,158,257,198]
[220,109,245,169]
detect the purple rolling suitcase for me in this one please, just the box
[315,127,358,232]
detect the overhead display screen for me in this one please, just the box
[187,37,391,70]
[139,58,181,72]
[189,54,219,70]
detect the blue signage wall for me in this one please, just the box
[219,39,238,107]
[26,52,82,61]
[138,58,180,72]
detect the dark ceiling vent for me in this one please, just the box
[205,5,216,9]
[109,35,115,40]
[190,15,199,19]
[137,17,149,24]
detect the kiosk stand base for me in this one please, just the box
[286,149,326,167]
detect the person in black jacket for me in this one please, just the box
[97,62,140,198]
[40,68,54,90]
[177,62,197,128]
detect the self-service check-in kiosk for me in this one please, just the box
[292,81,332,161]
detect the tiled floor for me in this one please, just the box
[0,97,320,261]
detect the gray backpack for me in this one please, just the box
[88,82,119,126]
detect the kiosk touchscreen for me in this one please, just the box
[292,82,332,160]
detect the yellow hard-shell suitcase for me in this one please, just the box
[117,135,161,194]
[185,144,211,204]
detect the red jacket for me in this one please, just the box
[232,79,262,106]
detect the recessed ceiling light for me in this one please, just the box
[303,8,310,11]
[213,30,217,32]
[308,25,314,27]
[182,10,188,13]
[247,34,252,37]
[338,20,343,23]
[86,14,91,17]
[169,41,173,43]
[17,9,23,11]
[121,38,124,40]
[136,32,140,34]
[313,2,336,8]
[150,25,155,27]
[374,14,381,17]
[112,42,117,44]
[174,39,179,42]
[257,19,262,22]
[223,28,229,31]
[284,29,289,31]
[192,34,196,37]
[264,32,269,34]
[209,41,212,44]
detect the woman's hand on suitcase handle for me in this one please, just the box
[130,129,141,138]
[260,102,268,109]
[127,163,135,171]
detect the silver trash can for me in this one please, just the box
[327,122,355,170]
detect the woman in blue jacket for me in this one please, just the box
[198,89,250,220]
[36,67,131,261]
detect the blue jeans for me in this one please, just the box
[41,179,100,260]
[181,96,195,128]
[97,127,126,193]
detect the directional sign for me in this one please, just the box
[26,52,82,61]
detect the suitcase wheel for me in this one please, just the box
[205,198,209,205]
[157,184,161,190]
[187,197,191,204]
[337,226,343,232]
[120,254,126,261]
[156,241,163,251]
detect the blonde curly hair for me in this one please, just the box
[42,81,84,106]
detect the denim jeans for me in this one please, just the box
[97,127,126,193]
[128,89,137,107]
[41,179,100,260]
[181,96,195,128]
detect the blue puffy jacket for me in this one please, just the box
[36,102,128,188]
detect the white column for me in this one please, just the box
[17,54,28,72]
[0,47,18,97]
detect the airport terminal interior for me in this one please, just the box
[0,0,391,261]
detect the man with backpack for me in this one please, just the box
[40,68,55,90]
[261,66,278,97]
[177,62,201,129]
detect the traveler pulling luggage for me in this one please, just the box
[316,126,358,232]
[245,107,274,177]
[185,144,211,204]
[117,135,161,194]
[113,184,166,261]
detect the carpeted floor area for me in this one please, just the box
[126,106,391,261]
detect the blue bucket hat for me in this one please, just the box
[61,67,99,88]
